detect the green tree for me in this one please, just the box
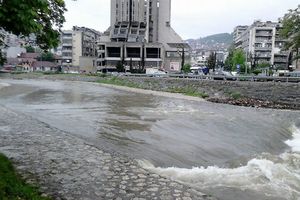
[207,52,216,72]
[182,63,191,73]
[232,49,246,73]
[116,61,124,72]
[280,5,300,66]
[224,48,234,71]
[0,0,66,50]
[257,62,270,68]
[0,53,5,67]
[25,46,35,53]
[37,52,55,62]
[0,32,6,66]
[0,0,66,65]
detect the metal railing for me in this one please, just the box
[121,73,300,83]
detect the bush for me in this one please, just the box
[252,69,262,76]
[182,64,191,74]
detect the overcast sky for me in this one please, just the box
[63,0,299,39]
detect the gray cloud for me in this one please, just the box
[63,0,299,39]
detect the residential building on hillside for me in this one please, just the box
[60,26,101,72]
[0,30,37,59]
[190,49,227,68]
[233,21,289,70]
[233,26,248,47]
[98,0,189,72]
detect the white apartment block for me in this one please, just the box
[234,21,288,70]
[98,0,189,72]
[233,26,248,47]
[61,26,101,71]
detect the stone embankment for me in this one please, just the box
[115,77,300,110]
[0,106,213,200]
[1,73,299,109]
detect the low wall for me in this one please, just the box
[117,77,300,109]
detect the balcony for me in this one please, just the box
[255,32,273,37]
[62,36,72,40]
[145,58,162,62]
[255,46,272,51]
[62,57,72,62]
[274,58,287,63]
[275,52,288,56]
[125,58,141,61]
[255,39,272,43]
[96,58,105,62]
[62,43,72,47]
[256,53,271,58]
[105,57,121,61]
[62,49,72,53]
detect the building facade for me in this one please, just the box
[61,26,101,72]
[0,30,37,59]
[234,21,289,70]
[98,0,189,72]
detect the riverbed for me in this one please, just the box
[0,79,299,200]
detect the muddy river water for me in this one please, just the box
[0,79,299,200]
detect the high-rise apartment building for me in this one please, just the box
[98,0,189,72]
[233,26,248,48]
[61,26,101,71]
[234,21,288,69]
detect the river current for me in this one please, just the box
[0,79,299,200]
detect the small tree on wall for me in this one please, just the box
[207,52,216,72]
[116,61,124,72]
[182,64,191,74]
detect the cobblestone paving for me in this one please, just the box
[0,106,215,200]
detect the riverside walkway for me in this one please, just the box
[0,106,214,200]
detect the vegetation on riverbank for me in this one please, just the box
[97,76,210,98]
[97,76,142,88]
[0,153,50,200]
[166,86,209,98]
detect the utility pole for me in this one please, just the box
[181,47,185,72]
[141,42,145,72]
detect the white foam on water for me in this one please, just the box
[139,126,300,199]
[0,126,11,132]
[0,82,11,88]
[286,125,300,153]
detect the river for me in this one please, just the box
[0,79,299,200]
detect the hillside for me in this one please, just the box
[186,33,233,50]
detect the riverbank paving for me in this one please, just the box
[0,106,214,200]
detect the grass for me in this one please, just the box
[224,89,243,100]
[97,76,142,88]
[226,91,243,100]
[97,77,210,99]
[230,92,242,100]
[0,153,51,200]
[167,87,209,98]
